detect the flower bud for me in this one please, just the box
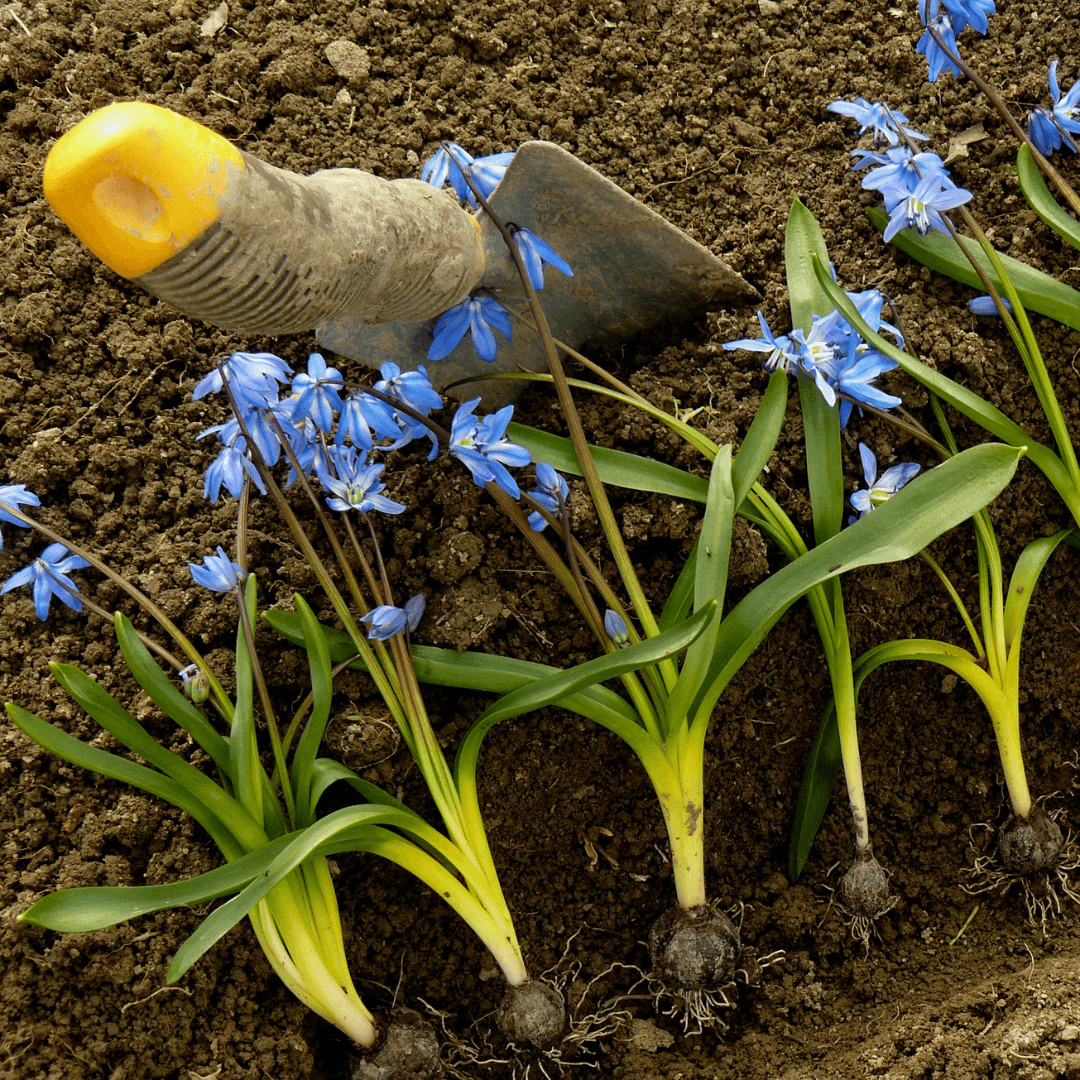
[180,664,211,704]
[604,609,629,645]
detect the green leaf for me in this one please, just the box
[732,368,789,511]
[777,203,852,873]
[452,603,716,810]
[692,442,1023,718]
[20,838,294,931]
[785,633,958,879]
[798,372,844,549]
[1003,528,1074,645]
[810,256,1077,508]
[1016,143,1080,254]
[114,614,231,775]
[658,536,699,633]
[502,371,722,460]
[668,449,734,724]
[787,702,841,881]
[508,422,708,502]
[784,200,846,547]
[787,633,984,879]
[49,663,266,851]
[309,758,406,815]
[868,206,1080,333]
[332,825,525,982]
[472,602,716,731]
[693,446,735,615]
[266,606,663,786]
[291,595,334,824]
[166,805,444,981]
[6,702,246,861]
[306,758,469,874]
[264,610,641,725]
[786,196,835,331]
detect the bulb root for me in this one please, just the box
[496,980,567,1050]
[643,901,780,1034]
[832,847,898,949]
[962,804,1080,930]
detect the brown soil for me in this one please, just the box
[2,1,1080,1078]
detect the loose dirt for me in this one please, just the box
[2,1,1079,1078]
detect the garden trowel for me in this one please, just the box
[43,102,755,402]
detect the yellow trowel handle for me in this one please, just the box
[44,102,485,334]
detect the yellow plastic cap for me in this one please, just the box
[43,102,245,278]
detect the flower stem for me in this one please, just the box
[926,23,1080,217]
[0,499,232,714]
[234,581,296,826]
[451,157,673,685]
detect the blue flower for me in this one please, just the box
[468,152,515,203]
[850,444,921,518]
[279,414,331,488]
[429,294,513,363]
[375,363,444,416]
[916,11,962,82]
[2,542,90,619]
[290,353,345,433]
[0,484,40,549]
[512,229,574,291]
[882,173,973,242]
[921,0,995,35]
[203,437,267,503]
[193,351,293,407]
[317,445,406,515]
[1028,108,1066,157]
[420,142,474,202]
[844,289,905,351]
[189,546,246,593]
[858,148,955,208]
[722,311,801,373]
[200,403,284,469]
[449,398,531,497]
[1050,62,1080,136]
[835,350,902,427]
[526,462,569,532]
[792,314,844,407]
[969,294,1013,316]
[419,145,513,206]
[604,609,629,645]
[727,293,904,424]
[335,391,401,452]
[823,292,904,426]
[827,99,927,146]
[360,594,426,641]
[1026,61,1080,156]
[382,409,441,462]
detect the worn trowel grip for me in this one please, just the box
[43,102,485,335]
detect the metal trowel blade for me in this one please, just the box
[318,141,756,405]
